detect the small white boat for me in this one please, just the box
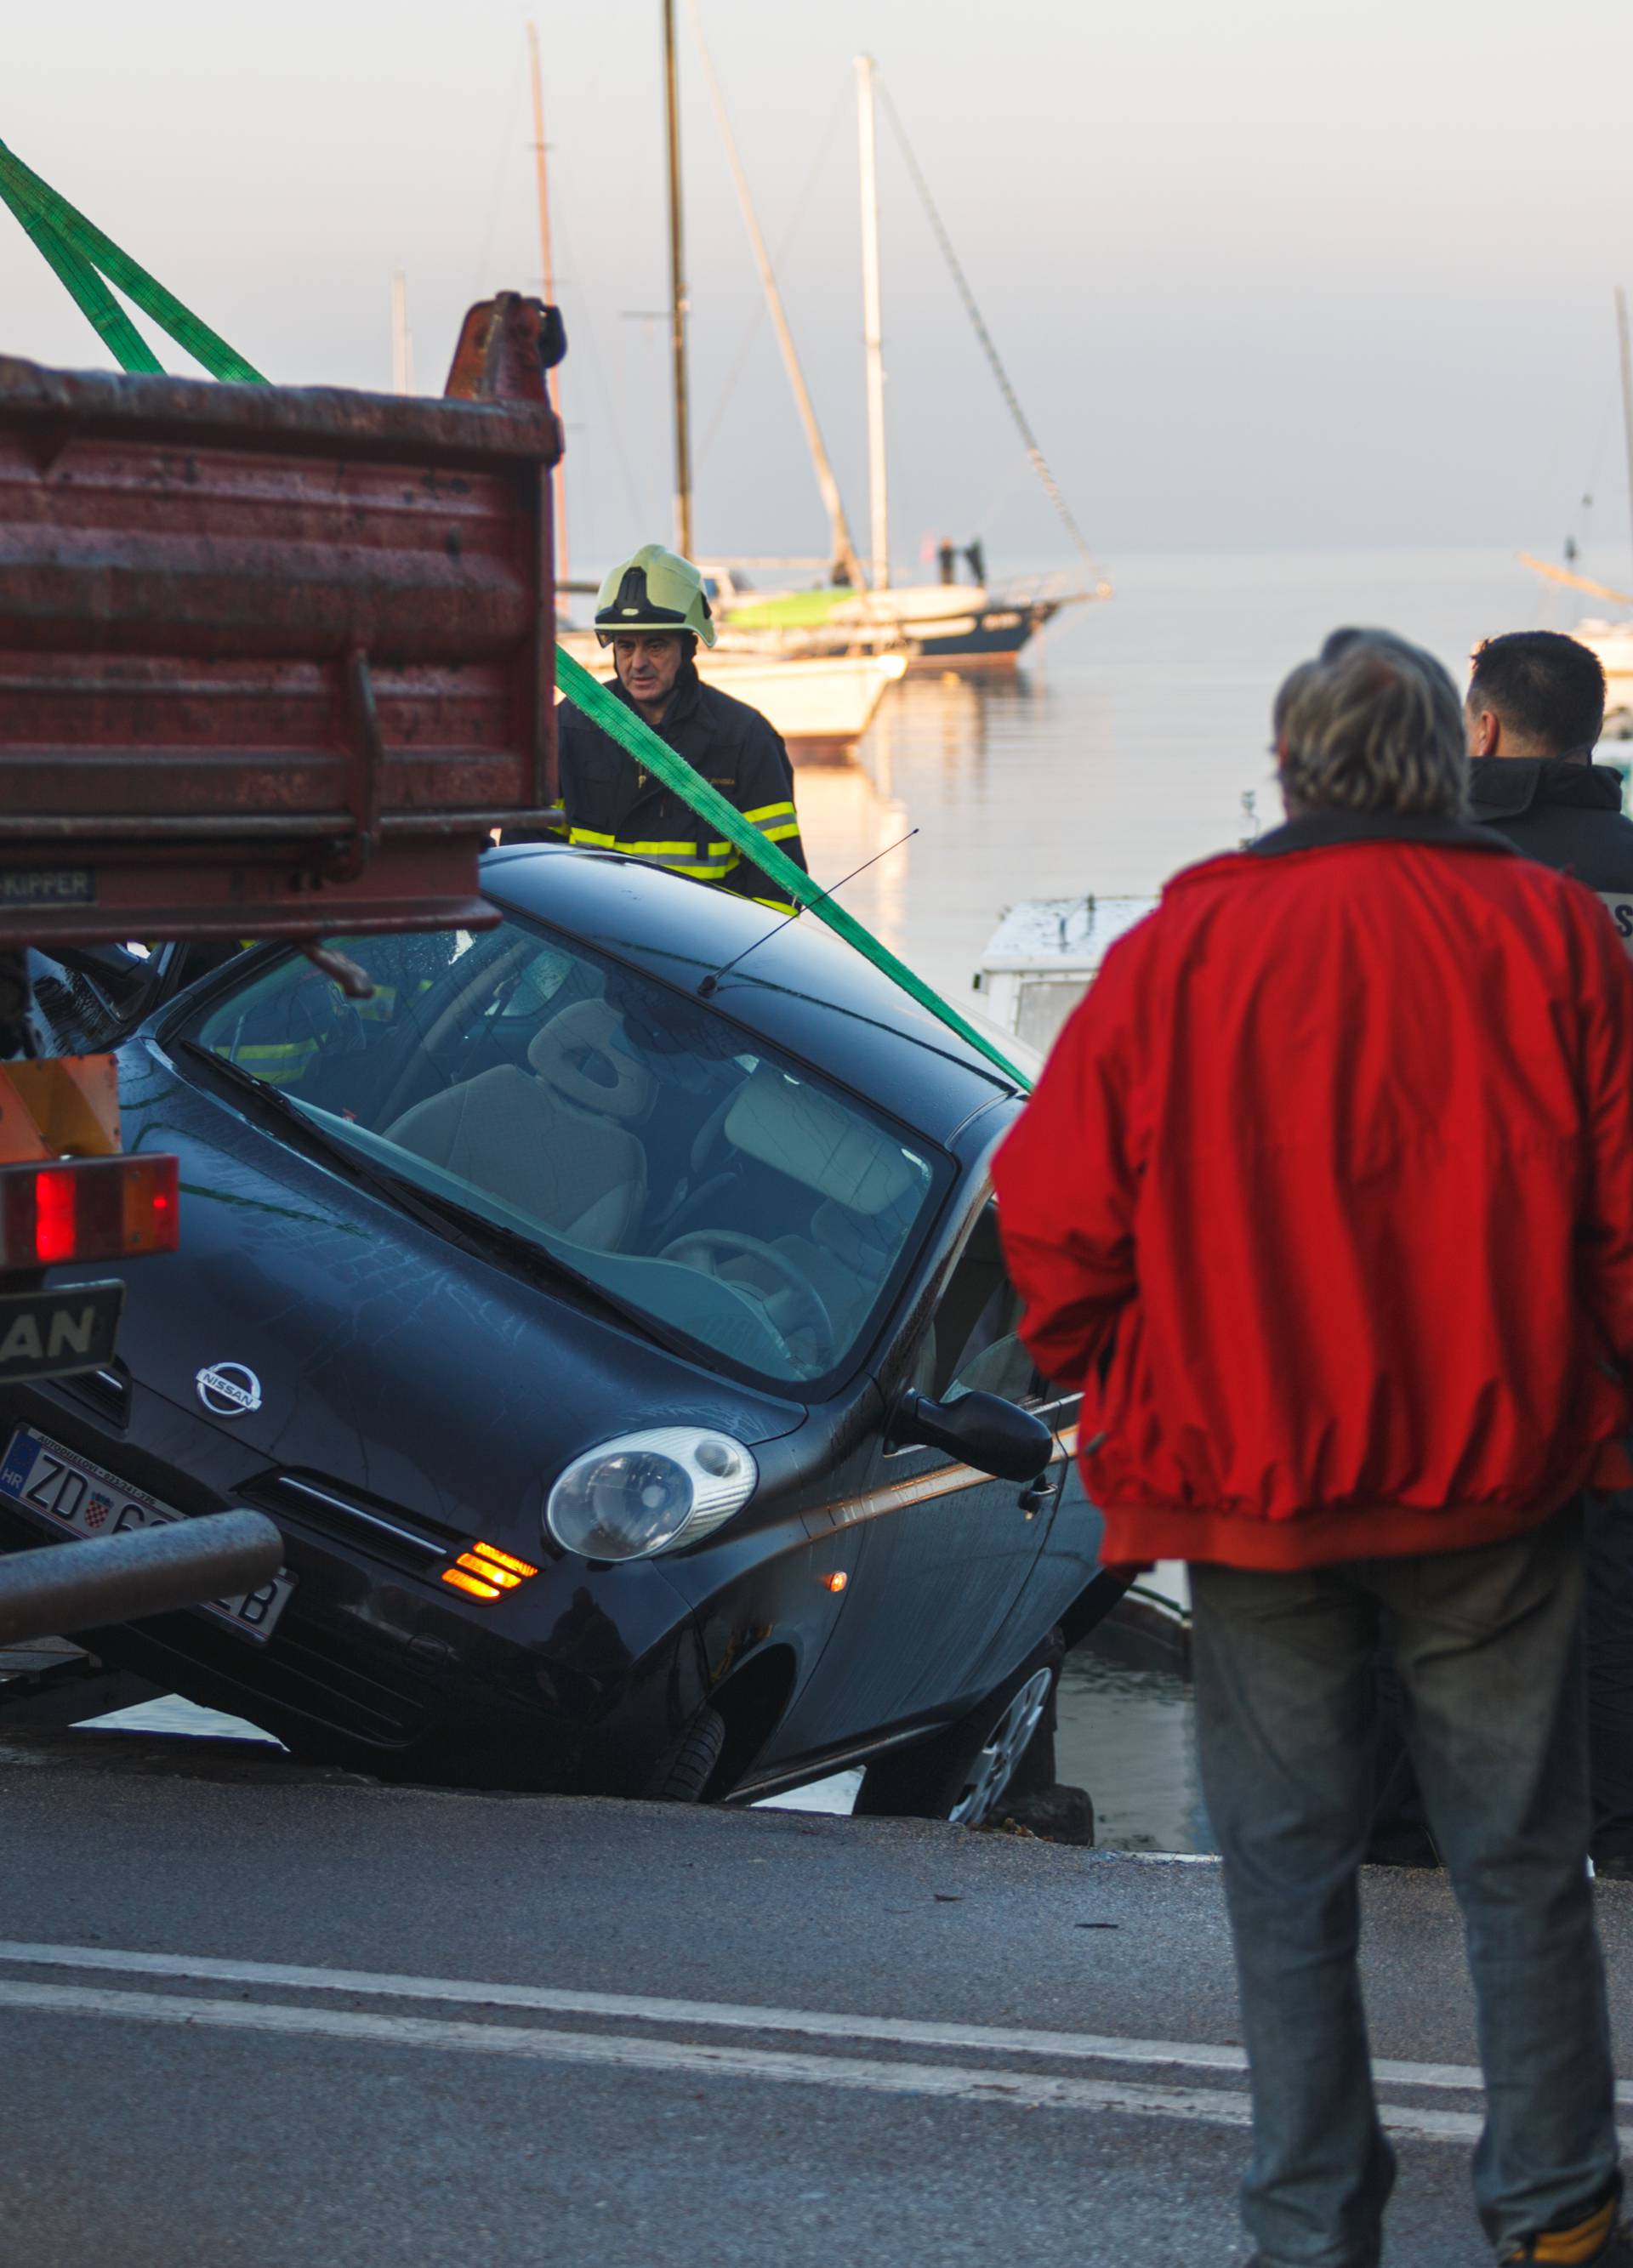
[557,635,906,759]
[1575,617,1633,731]
[973,893,1158,1055]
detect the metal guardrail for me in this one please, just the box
[0,1510,284,1649]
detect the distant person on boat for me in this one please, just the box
[993,628,1633,2268]
[937,540,956,586]
[963,537,986,588]
[508,543,805,914]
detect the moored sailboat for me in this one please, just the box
[553,3,906,757]
[1520,286,1633,736]
[699,45,1110,671]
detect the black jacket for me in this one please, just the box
[1469,758,1633,946]
[515,666,807,912]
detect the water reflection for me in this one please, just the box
[1055,1644,1211,1855]
[799,548,1568,1017]
[798,659,1242,1014]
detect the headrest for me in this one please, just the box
[722,1063,919,1216]
[528,999,652,1121]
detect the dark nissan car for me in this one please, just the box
[0,848,1124,1819]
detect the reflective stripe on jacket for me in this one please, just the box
[546,666,808,912]
[992,811,1633,1574]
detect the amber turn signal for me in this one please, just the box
[441,1538,542,1603]
[441,1566,501,1601]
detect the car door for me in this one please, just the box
[780,1197,1059,1752]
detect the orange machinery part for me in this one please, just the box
[0,1057,122,1163]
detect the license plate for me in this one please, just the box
[0,1425,295,1645]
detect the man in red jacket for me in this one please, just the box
[993,628,1633,2268]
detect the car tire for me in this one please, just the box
[853,1633,1064,1827]
[646,1704,726,1802]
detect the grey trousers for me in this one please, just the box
[1191,1505,1619,2266]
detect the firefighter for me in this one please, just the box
[515,544,806,914]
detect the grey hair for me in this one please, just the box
[1272,628,1468,818]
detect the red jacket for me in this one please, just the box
[992,814,1633,1572]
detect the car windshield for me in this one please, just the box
[180,918,940,1390]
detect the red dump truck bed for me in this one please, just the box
[0,342,561,947]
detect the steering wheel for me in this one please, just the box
[658,1228,837,1369]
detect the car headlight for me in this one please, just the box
[546,1428,759,1562]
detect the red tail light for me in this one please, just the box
[0,1156,180,1270]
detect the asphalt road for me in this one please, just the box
[4,1725,1633,2267]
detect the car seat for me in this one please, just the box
[384,999,652,1250]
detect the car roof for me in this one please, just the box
[481,844,1021,1146]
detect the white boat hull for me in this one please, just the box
[1577,617,1633,706]
[557,638,905,754]
[974,893,1161,1055]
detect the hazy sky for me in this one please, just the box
[5,0,1632,577]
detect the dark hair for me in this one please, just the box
[1467,631,1606,756]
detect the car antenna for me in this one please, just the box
[697,829,919,998]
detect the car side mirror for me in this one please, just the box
[888,1387,1054,1483]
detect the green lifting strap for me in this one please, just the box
[0,137,1019,1088]
[553,647,1032,1090]
[0,138,264,383]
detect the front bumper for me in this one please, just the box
[0,1379,708,1793]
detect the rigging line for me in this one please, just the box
[470,57,527,287]
[695,79,851,475]
[550,198,645,533]
[688,1,861,585]
[874,77,1105,588]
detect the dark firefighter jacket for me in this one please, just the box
[1470,756,1633,952]
[513,666,807,914]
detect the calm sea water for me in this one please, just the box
[84,549,1597,1847]
[804,544,1602,1015]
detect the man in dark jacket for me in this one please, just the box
[1467,629,1633,937]
[1371,631,1633,1867]
[514,543,807,915]
[1470,632,1633,1876]
[993,630,1633,2267]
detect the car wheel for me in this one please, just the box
[854,1634,1064,1827]
[646,1704,726,1802]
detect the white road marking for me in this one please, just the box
[0,1939,1624,2110]
[0,1976,1533,2145]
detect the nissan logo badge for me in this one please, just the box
[196,1362,262,1418]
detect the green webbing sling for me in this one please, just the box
[0,139,264,382]
[553,649,1031,1089]
[1,138,1024,1085]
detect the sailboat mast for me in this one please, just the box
[390,270,413,395]
[663,0,694,558]
[856,54,890,593]
[688,0,865,589]
[1618,286,1633,588]
[526,21,568,593]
